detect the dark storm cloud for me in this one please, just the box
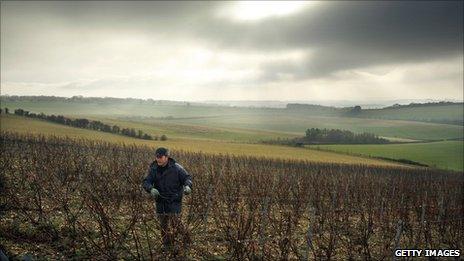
[196,1,463,79]
[1,1,222,83]
[1,1,219,37]
[2,1,462,84]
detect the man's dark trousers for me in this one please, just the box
[156,201,190,251]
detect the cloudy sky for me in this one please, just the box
[1,1,463,101]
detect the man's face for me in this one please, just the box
[156,155,168,166]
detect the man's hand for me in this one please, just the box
[150,188,160,198]
[183,186,192,195]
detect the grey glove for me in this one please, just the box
[183,186,191,195]
[150,188,160,198]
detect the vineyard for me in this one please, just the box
[0,132,463,260]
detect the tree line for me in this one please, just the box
[0,95,190,106]
[304,127,388,144]
[385,101,463,109]
[263,127,389,146]
[1,107,168,141]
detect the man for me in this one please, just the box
[142,147,192,252]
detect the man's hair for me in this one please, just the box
[155,147,169,157]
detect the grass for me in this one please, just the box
[0,101,255,118]
[2,99,462,171]
[311,141,464,171]
[2,100,462,141]
[359,104,463,124]
[157,113,463,141]
[0,114,405,167]
[80,115,299,143]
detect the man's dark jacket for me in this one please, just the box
[142,157,192,213]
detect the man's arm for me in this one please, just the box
[142,164,156,193]
[177,163,192,189]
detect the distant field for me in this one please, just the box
[2,100,463,141]
[0,114,403,167]
[379,136,419,142]
[157,114,463,141]
[82,115,299,143]
[0,100,261,118]
[311,141,464,171]
[358,104,463,125]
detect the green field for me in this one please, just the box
[358,104,463,125]
[82,115,299,143]
[312,141,464,171]
[0,114,403,167]
[153,114,462,141]
[2,100,462,141]
[0,100,259,118]
[2,99,463,171]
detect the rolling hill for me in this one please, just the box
[0,114,404,167]
[311,141,463,171]
[2,97,462,141]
